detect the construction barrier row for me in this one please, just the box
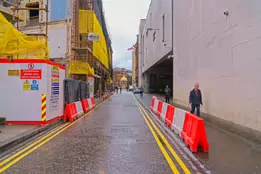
[150,96,210,153]
[63,97,96,122]
[64,93,112,123]
[103,93,111,101]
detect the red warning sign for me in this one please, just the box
[21,69,42,80]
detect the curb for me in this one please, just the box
[0,120,63,153]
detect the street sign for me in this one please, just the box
[23,80,31,91]
[88,33,100,42]
[31,80,39,90]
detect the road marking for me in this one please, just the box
[136,102,180,174]
[135,99,191,174]
[0,123,69,167]
[0,99,110,173]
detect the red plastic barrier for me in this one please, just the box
[166,105,175,128]
[182,113,210,152]
[157,101,163,117]
[151,96,157,110]
[91,97,96,108]
[63,103,78,122]
[81,99,90,113]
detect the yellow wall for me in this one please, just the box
[79,10,110,70]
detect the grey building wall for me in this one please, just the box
[173,0,261,132]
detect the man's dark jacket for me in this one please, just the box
[189,89,202,105]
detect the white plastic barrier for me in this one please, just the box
[153,99,159,113]
[75,101,84,116]
[88,98,94,109]
[0,59,65,125]
[172,108,187,137]
[160,103,169,122]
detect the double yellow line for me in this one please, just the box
[0,99,110,173]
[134,99,191,174]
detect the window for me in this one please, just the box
[26,3,39,26]
[153,31,156,41]
[162,15,165,42]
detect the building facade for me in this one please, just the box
[113,68,131,88]
[0,0,112,95]
[132,50,136,87]
[134,37,139,87]
[138,0,172,93]
[172,0,261,133]
[136,0,261,133]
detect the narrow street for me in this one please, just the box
[1,92,194,174]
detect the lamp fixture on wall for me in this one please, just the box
[147,28,159,32]
[224,10,229,16]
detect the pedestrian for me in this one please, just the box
[115,86,118,93]
[164,85,171,103]
[120,86,122,94]
[140,86,144,97]
[189,83,203,117]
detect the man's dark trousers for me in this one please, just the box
[191,104,200,117]
[165,95,170,103]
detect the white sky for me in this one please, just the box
[103,0,151,70]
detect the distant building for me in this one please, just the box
[113,67,132,87]
[132,35,139,87]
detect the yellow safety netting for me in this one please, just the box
[79,10,110,70]
[68,61,95,76]
[110,78,113,84]
[0,12,49,60]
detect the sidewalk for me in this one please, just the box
[135,93,261,174]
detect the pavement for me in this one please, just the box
[135,93,261,174]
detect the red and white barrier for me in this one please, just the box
[172,108,187,137]
[63,103,78,122]
[82,99,91,113]
[182,112,210,152]
[160,102,169,122]
[103,93,110,100]
[150,96,159,113]
[150,97,209,153]
[64,97,96,122]
[75,101,84,116]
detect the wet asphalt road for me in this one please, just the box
[4,92,173,174]
[136,93,261,174]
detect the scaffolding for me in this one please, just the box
[71,0,112,93]
[0,0,50,60]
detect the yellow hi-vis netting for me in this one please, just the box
[0,12,49,60]
[79,10,110,70]
[68,61,95,76]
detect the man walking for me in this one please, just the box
[189,83,203,117]
[164,85,171,103]
[140,86,144,97]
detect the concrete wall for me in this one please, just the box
[173,0,261,132]
[132,51,136,87]
[138,19,146,87]
[22,21,68,59]
[140,0,172,73]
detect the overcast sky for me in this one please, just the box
[103,0,151,70]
